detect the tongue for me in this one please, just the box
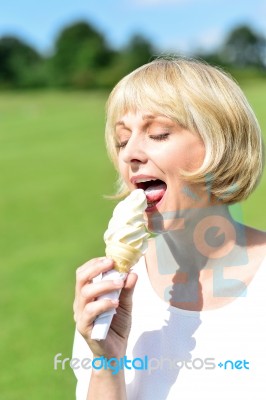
[144,183,166,203]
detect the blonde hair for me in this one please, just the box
[105,57,264,204]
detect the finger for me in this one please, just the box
[76,298,119,336]
[81,278,124,302]
[123,272,138,291]
[74,273,124,320]
[74,258,115,319]
[75,257,114,295]
[119,272,138,310]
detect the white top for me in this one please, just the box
[72,255,266,400]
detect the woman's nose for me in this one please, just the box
[121,135,147,165]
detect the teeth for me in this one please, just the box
[135,178,157,183]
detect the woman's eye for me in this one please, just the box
[116,133,169,149]
[116,140,128,149]
[149,133,170,141]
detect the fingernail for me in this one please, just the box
[111,299,119,305]
[113,279,124,286]
[102,258,112,265]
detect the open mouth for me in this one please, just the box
[135,178,167,211]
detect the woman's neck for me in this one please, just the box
[149,203,245,266]
[145,203,250,310]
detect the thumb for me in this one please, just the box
[119,272,138,310]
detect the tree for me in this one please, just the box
[51,21,114,88]
[100,34,155,87]
[120,34,155,72]
[0,36,43,88]
[220,25,266,68]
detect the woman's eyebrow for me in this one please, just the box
[115,114,174,131]
[143,114,175,126]
[115,114,162,127]
[115,120,126,127]
[142,114,156,121]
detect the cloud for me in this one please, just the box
[197,27,224,51]
[156,37,193,55]
[153,27,224,55]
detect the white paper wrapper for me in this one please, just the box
[91,269,127,340]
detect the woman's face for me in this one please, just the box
[115,111,206,227]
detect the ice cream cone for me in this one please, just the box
[91,189,149,340]
[105,242,143,273]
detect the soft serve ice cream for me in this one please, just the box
[91,189,150,340]
[104,189,149,272]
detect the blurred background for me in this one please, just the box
[0,0,265,398]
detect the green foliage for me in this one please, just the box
[0,22,266,89]
[198,25,266,71]
[221,25,266,68]
[51,21,114,88]
[0,36,45,88]
[120,34,155,71]
[97,34,155,88]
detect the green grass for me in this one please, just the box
[0,91,116,399]
[239,80,266,228]
[0,81,265,399]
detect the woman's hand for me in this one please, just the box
[74,257,138,360]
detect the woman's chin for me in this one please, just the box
[145,198,185,233]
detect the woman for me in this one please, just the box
[73,57,266,399]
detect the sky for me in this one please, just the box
[0,0,265,55]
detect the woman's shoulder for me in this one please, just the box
[241,224,266,258]
[234,224,266,295]
[245,225,266,244]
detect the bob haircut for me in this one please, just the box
[105,57,264,204]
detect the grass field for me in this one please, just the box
[0,80,265,399]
